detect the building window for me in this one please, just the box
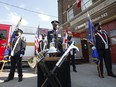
[110,30,116,44]
[67,8,74,21]
[81,0,92,11]
[110,30,116,37]
[111,37,116,44]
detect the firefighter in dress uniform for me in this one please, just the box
[4,29,26,82]
[67,33,77,72]
[94,22,116,78]
[47,20,63,57]
[38,34,47,52]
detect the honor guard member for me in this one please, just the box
[47,20,63,57]
[94,22,116,78]
[4,29,26,82]
[38,34,47,52]
[67,32,77,72]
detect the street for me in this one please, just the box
[0,63,116,87]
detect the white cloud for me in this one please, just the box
[19,4,25,8]
[38,14,50,22]
[4,5,10,11]
[35,8,42,12]
[1,12,27,26]
[36,8,50,22]
[9,13,28,26]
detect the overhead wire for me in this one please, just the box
[0,1,57,18]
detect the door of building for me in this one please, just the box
[81,39,89,63]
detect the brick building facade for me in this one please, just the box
[58,0,116,63]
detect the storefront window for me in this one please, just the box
[110,30,116,44]
[81,0,92,11]
[67,8,74,21]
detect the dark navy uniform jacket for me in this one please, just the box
[47,30,63,55]
[95,30,111,50]
[47,30,57,48]
[12,37,26,56]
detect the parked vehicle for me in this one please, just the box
[0,24,11,60]
[0,24,37,63]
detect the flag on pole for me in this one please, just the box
[3,17,22,59]
[88,15,94,43]
[3,45,11,60]
[77,0,81,8]
[10,17,22,43]
[16,17,22,29]
[87,14,100,65]
[34,30,39,55]
[88,15,102,78]
[64,26,68,50]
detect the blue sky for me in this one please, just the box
[0,0,58,29]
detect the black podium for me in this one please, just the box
[37,57,71,87]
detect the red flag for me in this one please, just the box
[77,0,81,8]
[34,33,39,54]
[64,26,68,49]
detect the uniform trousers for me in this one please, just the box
[9,56,22,78]
[68,53,76,71]
[97,49,112,75]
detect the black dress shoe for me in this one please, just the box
[108,74,116,78]
[18,77,23,82]
[98,74,104,78]
[100,75,104,78]
[4,77,13,82]
[73,69,77,72]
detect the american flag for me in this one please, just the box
[34,32,39,54]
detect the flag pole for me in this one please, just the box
[10,17,23,56]
[87,13,102,79]
[97,63,102,78]
[81,0,102,78]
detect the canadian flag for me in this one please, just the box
[64,26,68,49]
[77,0,81,8]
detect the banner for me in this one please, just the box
[87,14,100,65]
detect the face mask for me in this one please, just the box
[15,33,19,36]
[56,25,59,29]
[97,25,101,30]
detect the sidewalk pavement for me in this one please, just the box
[71,63,116,87]
[0,63,116,87]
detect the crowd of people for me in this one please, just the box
[3,20,116,83]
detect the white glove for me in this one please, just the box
[74,53,76,56]
[92,46,96,50]
[20,54,23,57]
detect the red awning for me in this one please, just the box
[72,32,80,37]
